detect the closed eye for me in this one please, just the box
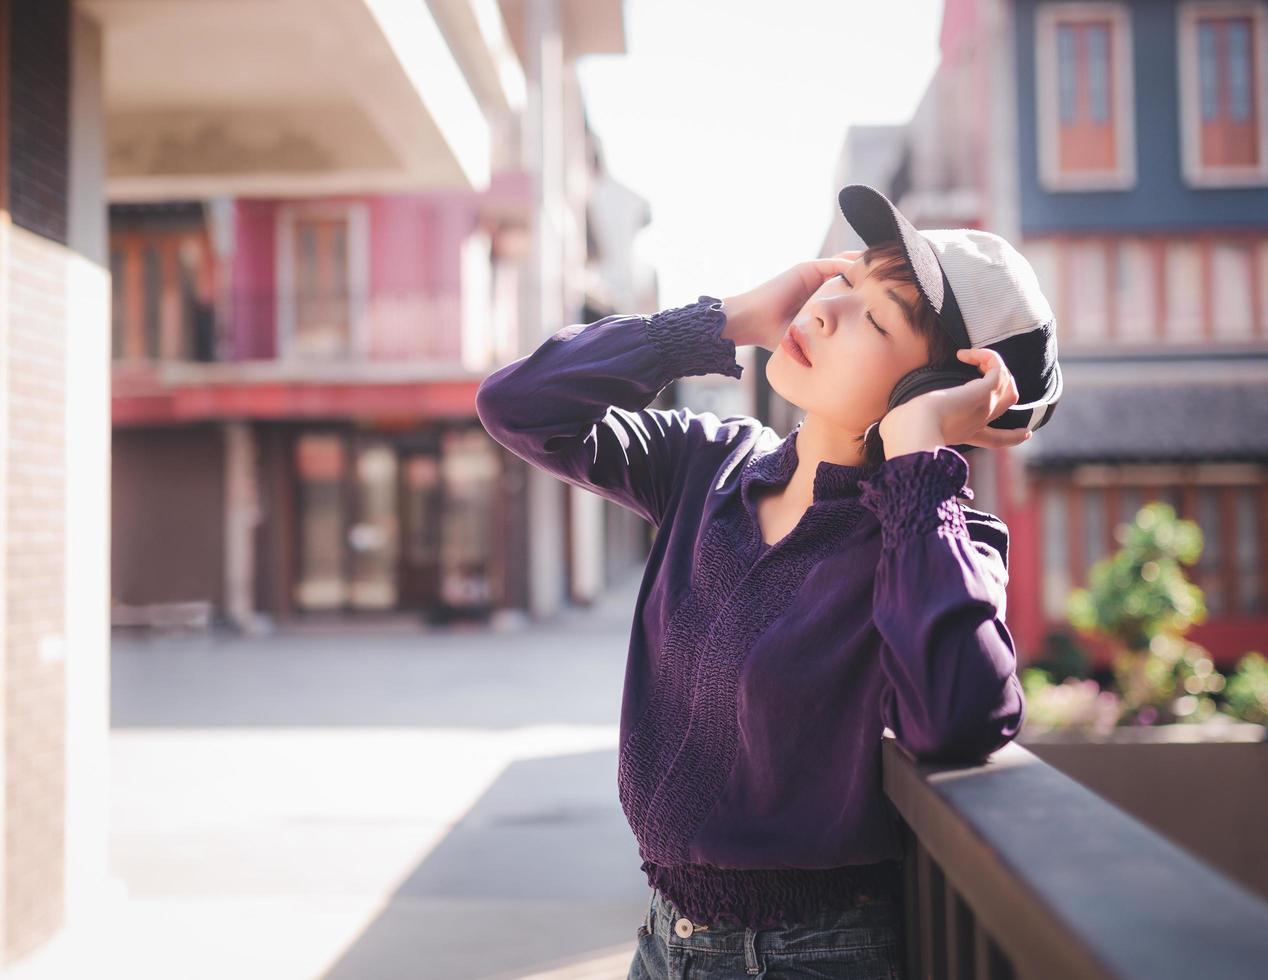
[838,273,888,337]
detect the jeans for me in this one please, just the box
[628,884,905,979]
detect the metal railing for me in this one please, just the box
[112,289,477,367]
[881,736,1268,979]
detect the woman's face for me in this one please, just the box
[766,253,930,433]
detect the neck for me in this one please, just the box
[790,415,869,493]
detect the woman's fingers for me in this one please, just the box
[966,425,1033,448]
[960,347,1013,386]
[958,347,1018,404]
[806,256,858,280]
[953,347,1026,431]
[957,347,996,374]
[792,257,859,305]
[963,362,1000,403]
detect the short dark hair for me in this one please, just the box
[854,239,961,468]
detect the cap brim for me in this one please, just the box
[837,184,969,349]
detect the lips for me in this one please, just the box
[784,326,813,366]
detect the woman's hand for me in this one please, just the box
[878,347,1034,458]
[721,250,864,352]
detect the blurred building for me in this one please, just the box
[815,0,1268,668]
[1,0,634,968]
[573,131,662,599]
[1011,0,1268,672]
[108,1,642,631]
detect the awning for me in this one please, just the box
[1020,359,1268,466]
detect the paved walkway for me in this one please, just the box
[17,570,654,980]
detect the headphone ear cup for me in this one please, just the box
[886,363,982,413]
[881,363,987,457]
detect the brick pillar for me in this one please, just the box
[1,0,75,963]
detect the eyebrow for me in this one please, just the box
[854,255,918,330]
[886,287,917,329]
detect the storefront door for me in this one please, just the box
[294,429,400,612]
[398,446,443,612]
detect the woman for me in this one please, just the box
[475,184,1062,979]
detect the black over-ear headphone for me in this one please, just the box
[864,360,988,457]
[887,361,983,413]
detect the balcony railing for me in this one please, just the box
[112,289,487,374]
[882,736,1268,979]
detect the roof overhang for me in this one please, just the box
[1019,354,1268,466]
[78,0,493,200]
[496,0,626,64]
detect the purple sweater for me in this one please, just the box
[474,295,1026,930]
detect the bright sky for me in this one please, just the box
[576,0,944,308]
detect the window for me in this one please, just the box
[491,256,521,365]
[1116,486,1146,538]
[1082,486,1109,579]
[1098,481,1268,618]
[1177,2,1268,186]
[1260,242,1268,334]
[276,202,370,360]
[1151,485,1185,517]
[349,444,399,610]
[1164,240,1204,341]
[1068,239,1110,343]
[1023,240,1063,333]
[461,229,493,368]
[294,215,351,357]
[1113,238,1158,344]
[440,428,498,608]
[295,433,349,610]
[1046,480,1267,622]
[108,228,212,362]
[1212,241,1256,340]
[1043,484,1072,619]
[1235,487,1264,612]
[1036,3,1136,190]
[1195,487,1225,614]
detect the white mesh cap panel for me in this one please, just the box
[921,229,1056,347]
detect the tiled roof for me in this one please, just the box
[1022,360,1268,466]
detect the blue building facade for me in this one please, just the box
[1012,0,1268,667]
[1015,0,1268,232]
[825,0,1268,667]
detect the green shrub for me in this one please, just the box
[1041,501,1244,728]
[1223,651,1268,725]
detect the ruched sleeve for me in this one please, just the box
[474,296,745,528]
[857,445,1026,763]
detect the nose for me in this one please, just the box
[795,286,860,334]
[791,307,821,331]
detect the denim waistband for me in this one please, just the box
[640,858,903,933]
[646,875,903,956]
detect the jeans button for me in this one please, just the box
[674,916,695,938]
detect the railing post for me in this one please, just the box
[946,876,974,979]
[901,820,920,980]
[917,840,947,975]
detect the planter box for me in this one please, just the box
[1019,721,1268,902]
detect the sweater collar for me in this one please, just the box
[741,418,879,506]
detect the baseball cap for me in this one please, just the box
[837,183,1063,434]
